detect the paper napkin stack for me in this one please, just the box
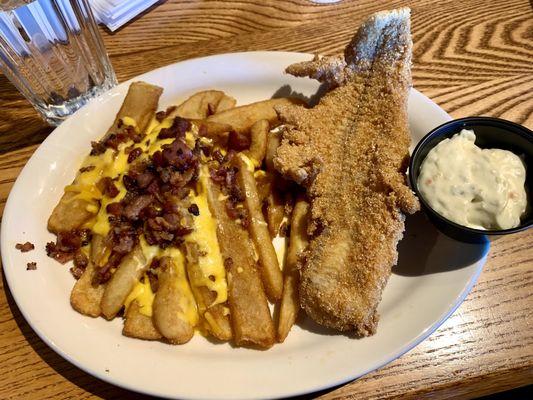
[90,0,160,31]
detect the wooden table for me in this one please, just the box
[0,0,531,398]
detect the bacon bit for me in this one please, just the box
[155,111,166,122]
[123,194,154,220]
[166,106,177,116]
[158,117,191,140]
[188,204,199,216]
[127,147,143,163]
[90,125,144,155]
[71,250,88,280]
[122,174,138,192]
[79,165,95,173]
[46,229,91,264]
[70,266,84,279]
[134,171,154,189]
[155,106,177,123]
[98,177,119,198]
[103,133,124,150]
[224,257,233,269]
[16,242,34,252]
[26,262,37,270]
[106,202,123,216]
[90,141,107,156]
[147,270,159,293]
[73,250,88,269]
[228,130,250,151]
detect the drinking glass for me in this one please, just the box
[0,0,117,126]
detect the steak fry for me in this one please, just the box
[274,8,419,335]
[205,177,275,349]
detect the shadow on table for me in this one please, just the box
[2,272,156,400]
[393,213,490,276]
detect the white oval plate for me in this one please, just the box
[1,52,489,400]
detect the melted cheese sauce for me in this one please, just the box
[186,167,228,306]
[127,237,199,325]
[418,129,527,230]
[65,115,230,328]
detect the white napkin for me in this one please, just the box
[90,0,159,31]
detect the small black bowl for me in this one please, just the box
[409,117,533,244]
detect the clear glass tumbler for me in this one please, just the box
[0,0,117,126]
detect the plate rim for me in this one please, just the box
[0,51,487,400]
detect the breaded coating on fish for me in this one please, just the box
[274,8,420,335]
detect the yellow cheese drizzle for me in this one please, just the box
[185,166,228,307]
[65,114,225,328]
[120,119,202,326]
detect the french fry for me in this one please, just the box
[255,171,274,203]
[107,81,163,137]
[206,98,304,134]
[215,95,237,113]
[184,243,232,341]
[189,119,232,145]
[235,155,283,301]
[123,300,162,340]
[48,191,94,233]
[205,178,275,349]
[100,245,147,320]
[243,119,268,165]
[265,129,282,172]
[265,191,285,238]
[70,262,105,317]
[172,90,236,120]
[152,256,196,344]
[278,196,309,342]
[90,234,110,267]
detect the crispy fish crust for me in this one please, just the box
[274,8,420,335]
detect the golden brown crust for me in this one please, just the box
[123,301,162,340]
[274,8,419,335]
[70,262,105,317]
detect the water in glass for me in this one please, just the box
[0,0,117,125]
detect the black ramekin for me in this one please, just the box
[409,117,532,244]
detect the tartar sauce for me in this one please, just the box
[418,129,527,230]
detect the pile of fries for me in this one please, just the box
[46,82,309,349]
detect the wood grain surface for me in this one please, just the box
[0,0,532,399]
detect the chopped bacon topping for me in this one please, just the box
[79,165,95,173]
[16,242,34,252]
[208,151,249,226]
[98,177,119,198]
[127,147,143,163]
[224,257,233,269]
[228,130,250,151]
[54,125,203,284]
[26,262,37,270]
[90,125,144,156]
[155,106,177,122]
[158,117,191,140]
[46,229,91,264]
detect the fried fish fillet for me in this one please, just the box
[274,8,420,335]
